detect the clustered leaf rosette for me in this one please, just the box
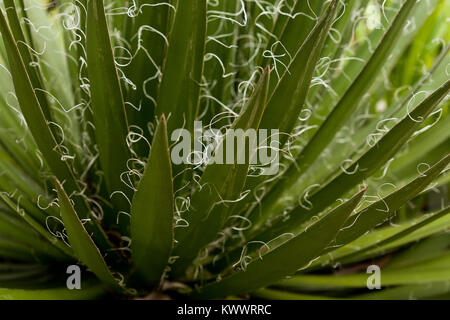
[0,0,449,300]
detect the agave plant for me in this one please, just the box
[0,0,449,300]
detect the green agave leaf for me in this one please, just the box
[191,190,364,299]
[3,0,52,122]
[0,263,46,272]
[0,145,45,206]
[366,0,440,120]
[249,80,450,238]
[336,210,450,267]
[392,136,450,186]
[0,262,48,277]
[259,0,339,146]
[0,9,79,195]
[352,281,450,300]
[308,212,450,271]
[124,0,171,149]
[319,0,358,68]
[156,0,207,135]
[0,8,95,222]
[0,237,37,262]
[228,0,340,217]
[0,263,60,289]
[306,0,403,119]
[386,233,450,270]
[257,0,423,216]
[284,206,450,278]
[0,282,106,300]
[227,0,339,220]
[307,45,450,191]
[270,0,323,54]
[22,0,75,112]
[279,251,450,289]
[131,115,174,286]
[261,280,450,300]
[17,0,81,156]
[399,0,446,86]
[0,229,63,263]
[55,180,123,293]
[0,209,41,246]
[14,0,31,40]
[350,0,443,132]
[86,0,132,217]
[203,0,238,121]
[334,154,450,249]
[260,0,324,80]
[0,7,113,253]
[0,193,73,259]
[213,127,449,273]
[0,106,42,183]
[66,0,94,149]
[389,113,450,177]
[0,177,47,224]
[0,167,57,227]
[253,288,336,301]
[0,263,48,285]
[171,67,270,278]
[59,0,88,109]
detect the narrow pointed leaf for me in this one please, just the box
[202,0,238,121]
[3,0,52,122]
[0,193,74,259]
[171,67,271,277]
[156,0,207,135]
[230,0,340,217]
[191,190,364,299]
[259,0,339,146]
[335,155,450,247]
[252,288,336,300]
[386,233,450,270]
[55,180,123,292]
[298,155,450,271]
[258,0,423,214]
[125,0,171,150]
[352,281,450,300]
[354,207,450,261]
[131,115,174,286]
[298,0,416,164]
[0,12,114,251]
[0,283,106,300]
[250,80,450,235]
[86,0,132,213]
[280,250,450,289]
[0,9,84,206]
